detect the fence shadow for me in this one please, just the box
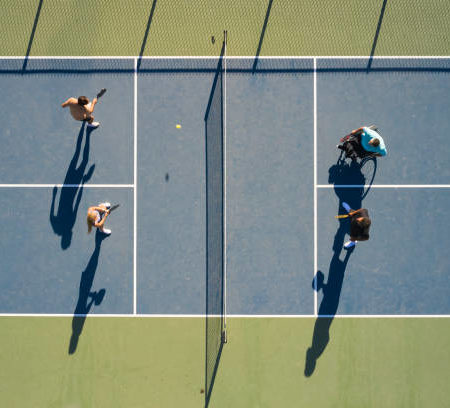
[137,0,158,71]
[22,0,44,72]
[1,57,449,76]
[367,0,389,72]
[252,0,274,73]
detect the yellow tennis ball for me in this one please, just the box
[176,124,181,129]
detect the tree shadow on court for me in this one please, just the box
[50,123,95,249]
[69,230,107,355]
[304,153,376,377]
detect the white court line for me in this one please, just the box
[313,57,318,316]
[228,314,450,318]
[1,56,449,60]
[2,54,448,319]
[227,314,450,318]
[133,57,138,315]
[0,313,448,318]
[318,184,450,188]
[1,56,137,60]
[0,184,133,188]
[223,32,228,339]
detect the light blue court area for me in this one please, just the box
[0,58,135,315]
[226,59,314,314]
[0,59,134,184]
[1,57,449,317]
[136,59,215,314]
[136,58,315,315]
[317,186,450,315]
[317,58,450,185]
[0,186,133,314]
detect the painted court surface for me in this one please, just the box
[0,55,449,407]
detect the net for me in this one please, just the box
[204,33,226,407]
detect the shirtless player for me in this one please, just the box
[61,89,106,128]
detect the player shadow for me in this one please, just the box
[304,154,372,377]
[68,230,107,355]
[50,123,95,249]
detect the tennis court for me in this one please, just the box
[1,1,449,408]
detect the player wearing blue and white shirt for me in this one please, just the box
[351,126,387,157]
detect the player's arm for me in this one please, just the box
[351,127,364,135]
[87,97,98,113]
[94,212,109,228]
[92,206,108,213]
[61,97,77,108]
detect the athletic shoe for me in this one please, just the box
[101,228,112,235]
[344,240,356,249]
[87,121,100,128]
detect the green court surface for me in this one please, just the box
[1,317,449,407]
[1,0,449,56]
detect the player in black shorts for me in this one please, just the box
[342,202,371,249]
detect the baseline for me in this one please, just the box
[0,184,133,188]
[0,313,448,318]
[318,184,450,188]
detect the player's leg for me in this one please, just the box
[86,114,100,128]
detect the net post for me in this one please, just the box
[222,30,228,344]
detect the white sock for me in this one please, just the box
[344,240,356,249]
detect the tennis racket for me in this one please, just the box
[108,204,120,213]
[335,214,349,219]
[97,88,107,99]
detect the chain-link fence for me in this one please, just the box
[1,0,449,57]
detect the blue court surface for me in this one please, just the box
[0,57,449,316]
